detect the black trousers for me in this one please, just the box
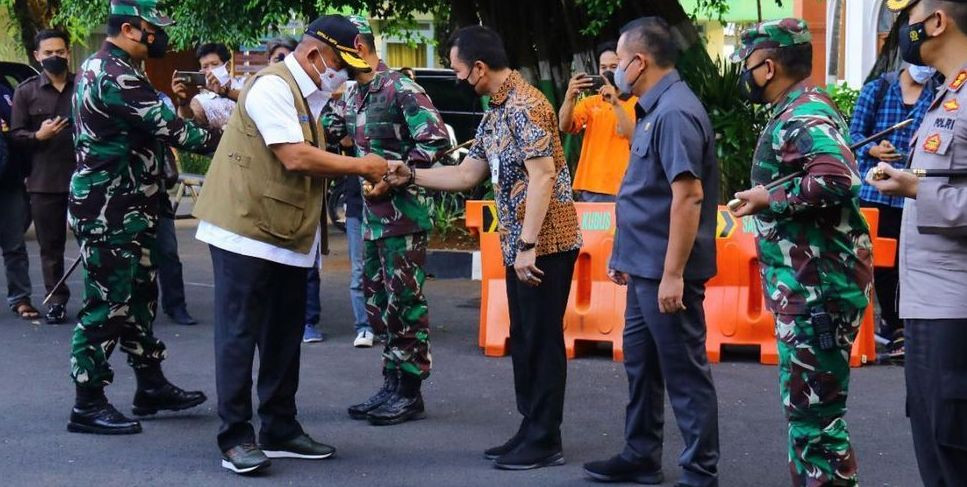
[155,216,187,315]
[622,277,719,487]
[861,201,902,337]
[29,192,69,306]
[210,246,307,451]
[905,319,967,487]
[504,249,577,447]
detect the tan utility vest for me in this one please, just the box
[193,62,328,254]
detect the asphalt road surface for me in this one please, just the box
[0,222,919,486]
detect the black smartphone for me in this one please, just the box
[174,70,207,87]
[585,74,606,92]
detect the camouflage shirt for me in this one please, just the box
[70,42,219,243]
[341,61,450,241]
[751,82,873,315]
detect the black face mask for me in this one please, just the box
[456,65,482,99]
[899,12,938,66]
[273,54,286,63]
[738,60,771,105]
[41,56,68,76]
[140,28,169,58]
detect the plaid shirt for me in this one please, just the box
[850,72,936,207]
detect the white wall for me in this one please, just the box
[839,0,882,87]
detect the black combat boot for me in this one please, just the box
[348,369,399,420]
[132,365,207,416]
[68,385,142,435]
[366,372,425,426]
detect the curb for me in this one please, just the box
[425,250,481,280]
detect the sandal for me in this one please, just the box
[13,301,40,320]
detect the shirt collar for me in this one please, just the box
[636,70,681,117]
[102,41,131,62]
[489,71,524,107]
[283,53,321,100]
[39,70,74,88]
[770,80,814,117]
[363,60,392,94]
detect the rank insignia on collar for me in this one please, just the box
[924,133,942,153]
[944,99,960,112]
[950,71,967,92]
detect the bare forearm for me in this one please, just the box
[414,165,479,192]
[614,104,635,139]
[559,97,577,133]
[280,145,370,178]
[664,193,702,277]
[520,172,555,243]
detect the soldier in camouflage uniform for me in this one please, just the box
[729,19,874,486]
[333,16,450,426]
[66,0,220,435]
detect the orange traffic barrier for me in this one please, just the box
[704,207,895,367]
[466,202,626,361]
[466,202,896,367]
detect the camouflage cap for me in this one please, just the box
[347,15,373,36]
[888,0,967,11]
[109,0,174,27]
[730,18,811,63]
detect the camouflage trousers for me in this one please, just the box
[70,233,166,387]
[363,232,431,379]
[776,309,864,487]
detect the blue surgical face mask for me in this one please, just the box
[614,56,642,95]
[908,64,937,84]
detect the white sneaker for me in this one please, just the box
[353,330,374,348]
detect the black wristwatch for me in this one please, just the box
[517,238,537,252]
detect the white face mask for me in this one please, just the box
[212,64,231,86]
[908,64,937,85]
[310,53,349,95]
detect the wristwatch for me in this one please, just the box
[517,238,537,252]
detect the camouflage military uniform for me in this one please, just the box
[336,60,449,379]
[733,20,874,486]
[69,41,219,387]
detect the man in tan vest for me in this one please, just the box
[193,15,387,475]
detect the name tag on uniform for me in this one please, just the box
[489,154,500,186]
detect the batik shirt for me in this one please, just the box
[467,71,582,266]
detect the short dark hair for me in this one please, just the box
[106,15,142,37]
[196,43,231,63]
[447,25,509,70]
[266,37,297,58]
[619,17,680,68]
[34,29,69,50]
[925,0,967,36]
[357,33,377,52]
[595,41,618,61]
[763,44,813,81]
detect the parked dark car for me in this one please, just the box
[413,68,484,145]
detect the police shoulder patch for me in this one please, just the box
[923,133,942,153]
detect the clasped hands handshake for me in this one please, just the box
[360,158,414,201]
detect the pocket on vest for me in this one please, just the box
[257,182,306,240]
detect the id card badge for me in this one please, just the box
[489,154,500,186]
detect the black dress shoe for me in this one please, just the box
[68,403,142,435]
[132,382,207,416]
[45,304,66,325]
[260,433,336,460]
[167,307,198,326]
[484,427,527,460]
[222,443,271,474]
[583,455,663,484]
[348,371,398,420]
[367,392,426,426]
[493,442,565,471]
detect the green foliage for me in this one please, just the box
[427,191,468,240]
[179,152,212,176]
[679,48,770,202]
[827,82,861,122]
